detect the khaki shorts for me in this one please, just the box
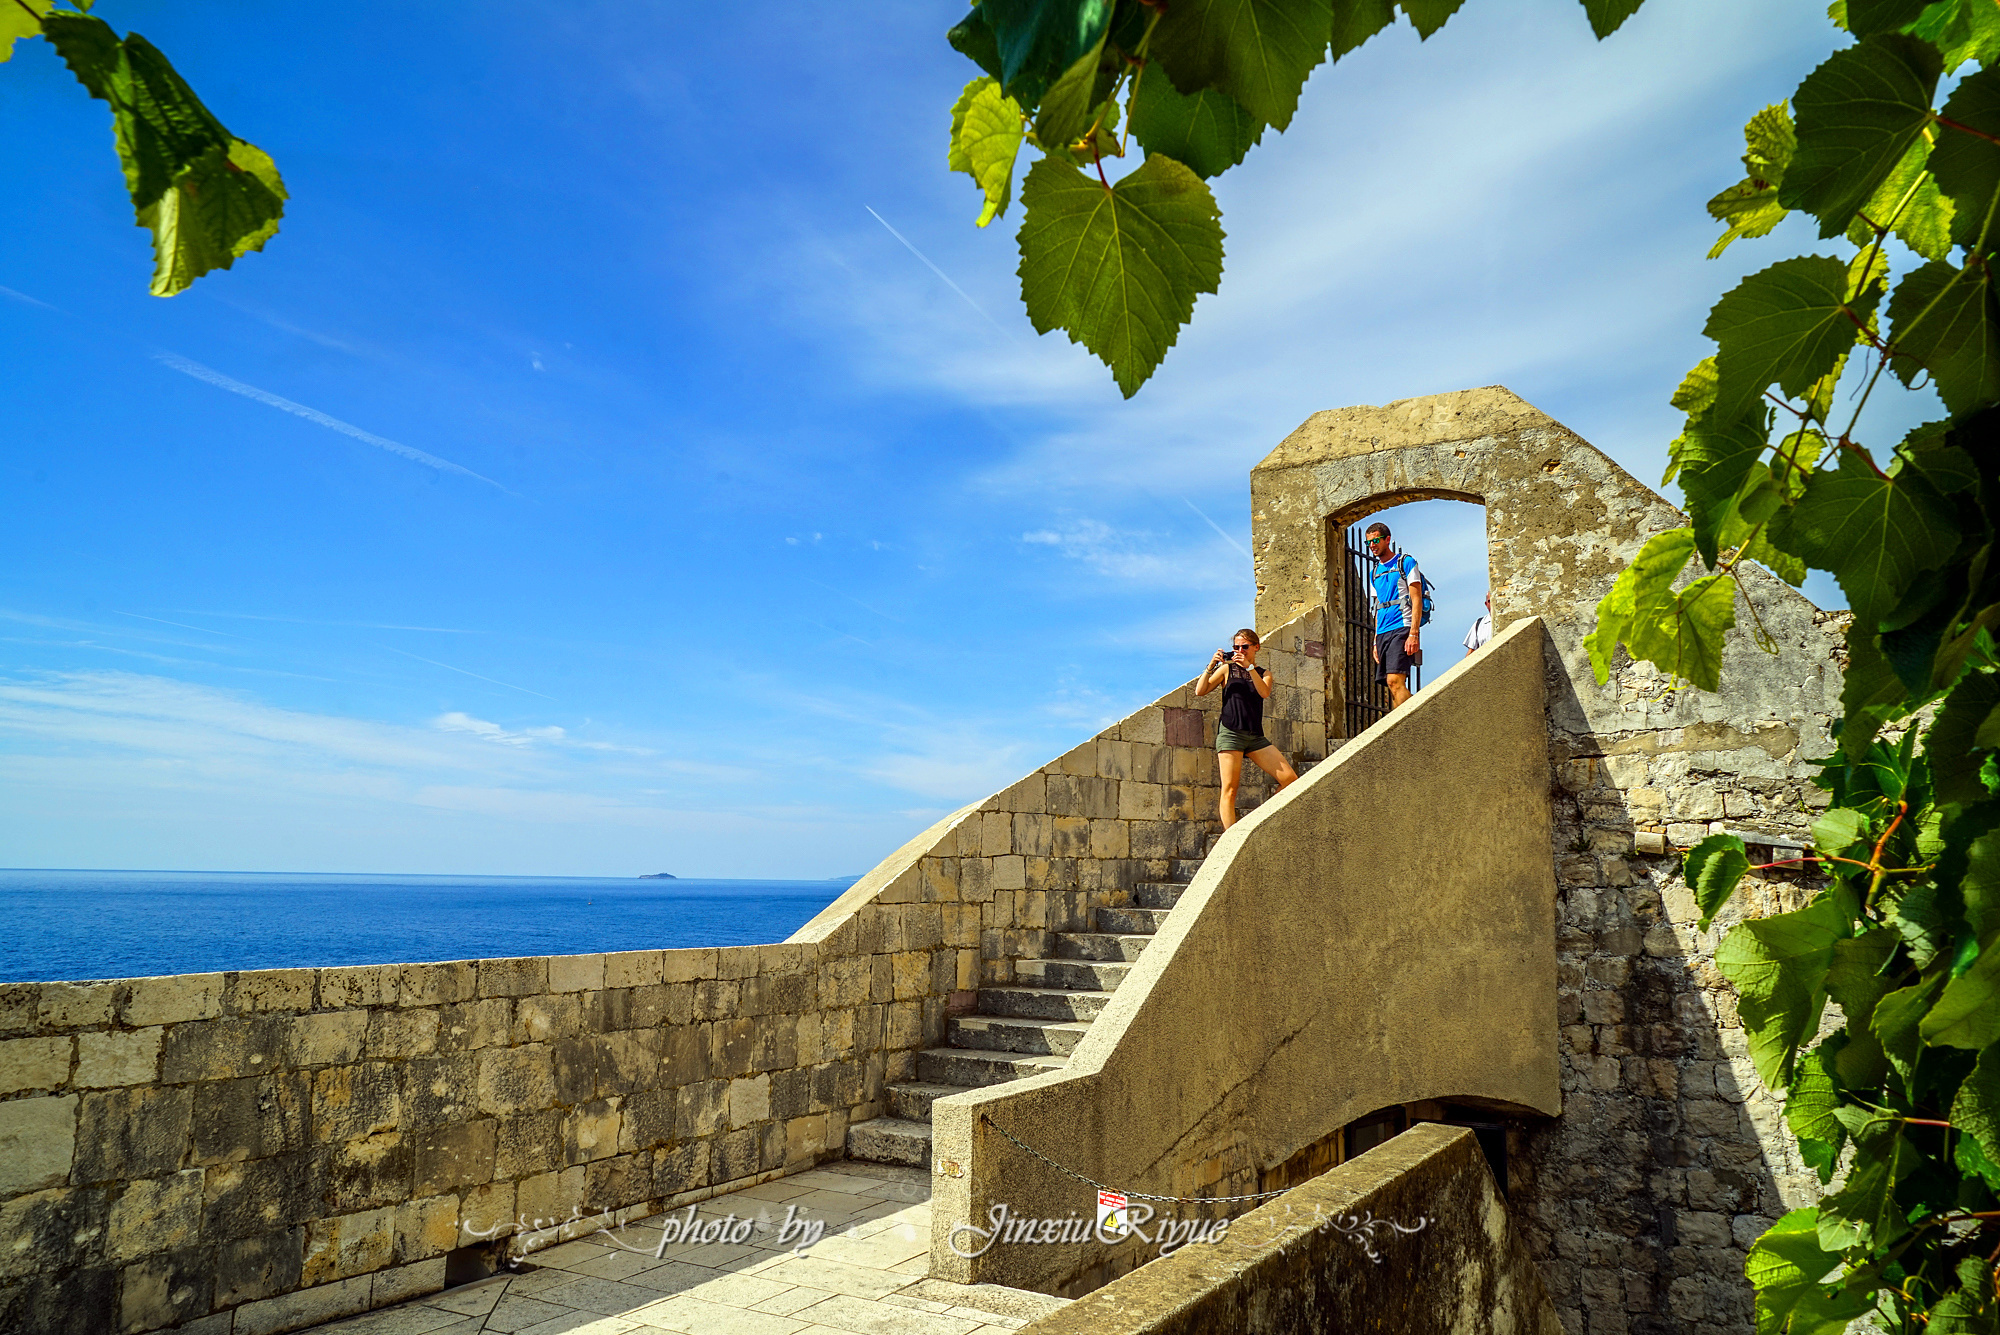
[1215,726,1274,755]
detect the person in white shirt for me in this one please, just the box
[1463,593,1492,657]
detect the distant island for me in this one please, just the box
[636,872,677,880]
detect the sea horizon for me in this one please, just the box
[0,868,863,984]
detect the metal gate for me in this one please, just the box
[1341,523,1419,737]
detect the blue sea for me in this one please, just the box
[0,869,859,984]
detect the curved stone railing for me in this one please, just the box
[928,616,1561,1294]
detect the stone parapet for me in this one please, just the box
[1015,1124,1560,1335]
[0,612,1324,1335]
[929,616,1558,1295]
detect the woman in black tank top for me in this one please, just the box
[1192,628,1299,830]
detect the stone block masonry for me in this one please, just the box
[0,613,1324,1335]
[1251,388,1845,1335]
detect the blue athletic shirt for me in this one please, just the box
[1372,554,1423,635]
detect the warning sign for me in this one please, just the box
[1096,1189,1129,1238]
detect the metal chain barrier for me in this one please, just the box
[979,1114,1300,1206]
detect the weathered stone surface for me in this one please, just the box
[214,1227,304,1307]
[74,1028,161,1089]
[192,1073,309,1164]
[0,1036,71,1095]
[476,1045,555,1117]
[120,974,224,1028]
[0,1185,110,1281]
[411,1119,495,1196]
[107,1169,204,1263]
[73,1087,186,1184]
[118,1247,211,1332]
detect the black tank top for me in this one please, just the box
[1220,665,1266,735]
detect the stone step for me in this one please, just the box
[1133,881,1189,910]
[888,1081,968,1122]
[1094,905,1170,934]
[950,1014,1093,1056]
[976,984,1112,1022]
[917,1046,1067,1087]
[1170,857,1210,880]
[846,1116,932,1167]
[1052,931,1152,962]
[1015,957,1133,991]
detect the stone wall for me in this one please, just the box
[1250,388,1842,1334]
[929,617,1559,1295]
[1017,1124,1561,1335]
[0,613,1325,1335]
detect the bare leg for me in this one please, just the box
[1386,673,1411,708]
[1217,749,1244,829]
[1246,746,1299,788]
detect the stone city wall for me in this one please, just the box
[0,614,1324,1335]
[1250,388,1843,1334]
[929,615,1559,1296]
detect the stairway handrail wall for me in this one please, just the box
[928,616,1561,1293]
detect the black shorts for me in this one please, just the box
[1376,630,1419,681]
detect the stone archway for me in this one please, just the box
[1249,386,1849,1331]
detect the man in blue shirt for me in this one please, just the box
[1364,522,1422,709]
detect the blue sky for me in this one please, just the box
[0,1,1919,877]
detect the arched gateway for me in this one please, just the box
[1251,386,1850,1327]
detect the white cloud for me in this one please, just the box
[433,711,566,747]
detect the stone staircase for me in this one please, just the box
[845,853,1210,1167]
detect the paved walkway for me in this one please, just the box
[307,1163,1067,1335]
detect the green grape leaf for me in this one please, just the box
[1870,137,1957,261]
[949,8,1006,83]
[1705,255,1880,423]
[1017,154,1225,398]
[1678,404,1774,568]
[1886,258,2000,416]
[1825,925,1900,1017]
[1640,572,1738,691]
[1746,1208,1875,1334]
[978,0,1115,108]
[1579,0,1646,40]
[1,0,49,62]
[1588,528,1696,680]
[1786,1039,1849,1182]
[1715,892,1849,1088]
[1745,101,1798,187]
[1707,107,1797,258]
[1688,833,1751,930]
[1781,33,1943,237]
[1671,356,1720,416]
[1149,0,1333,131]
[1953,1043,2000,1181]
[1816,1122,1917,1248]
[1771,447,1962,629]
[1399,0,1467,39]
[1841,622,1916,756]
[1850,0,1934,36]
[1707,178,1790,258]
[1928,1276,2000,1334]
[1968,829,2000,942]
[1128,62,1265,179]
[1825,928,1899,1088]
[1033,23,1112,151]
[1875,971,1946,1095]
[41,15,287,298]
[1814,806,1871,864]
[1330,0,1395,58]
[1914,0,2000,72]
[1922,941,2000,1047]
[950,77,1026,227]
[1586,529,1738,690]
[1930,65,2000,248]
[1931,671,2000,808]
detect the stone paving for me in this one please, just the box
[300,1162,1066,1335]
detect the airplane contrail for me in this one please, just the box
[153,352,510,492]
